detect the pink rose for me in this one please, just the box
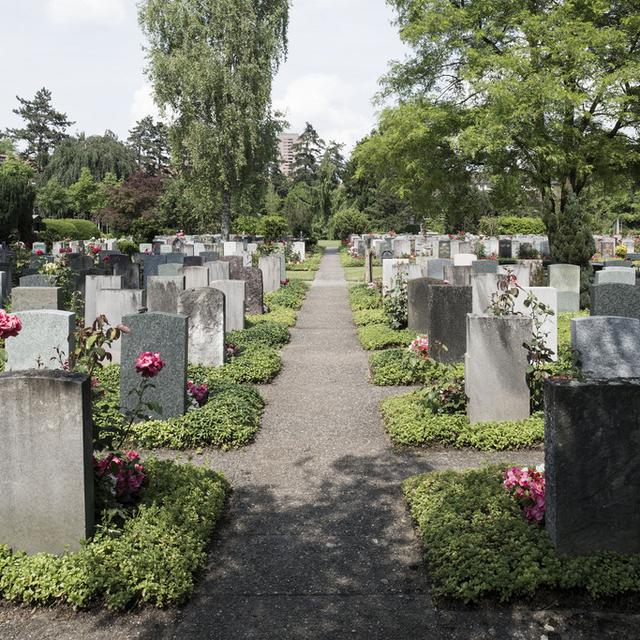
[135,351,165,378]
[35,249,44,256]
[0,310,22,340]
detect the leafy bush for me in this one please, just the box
[331,207,369,241]
[264,281,309,311]
[383,274,408,329]
[357,323,415,350]
[233,214,260,236]
[41,218,100,242]
[369,349,462,386]
[349,284,382,311]
[198,346,282,385]
[404,466,640,603]
[117,239,138,256]
[353,308,388,326]
[478,215,546,236]
[71,219,101,239]
[259,215,289,242]
[248,307,298,328]
[93,366,266,449]
[0,459,228,610]
[227,321,290,350]
[381,391,544,449]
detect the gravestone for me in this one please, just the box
[32,242,47,254]
[205,260,230,282]
[0,371,94,554]
[595,267,635,286]
[0,271,7,305]
[184,266,210,289]
[465,315,532,423]
[548,264,580,312]
[139,254,168,287]
[545,378,640,555]
[438,241,451,259]
[210,280,246,331]
[120,312,188,419]
[453,253,477,267]
[590,283,640,320]
[571,316,640,378]
[499,239,513,259]
[221,256,244,279]
[259,255,281,293]
[472,260,499,274]
[108,254,140,289]
[499,263,531,288]
[183,256,203,267]
[178,288,225,366]
[443,265,472,286]
[292,241,306,263]
[159,244,173,255]
[6,310,75,371]
[393,238,412,257]
[11,286,63,312]
[68,255,94,272]
[165,253,186,264]
[515,286,558,360]
[382,259,410,294]
[158,263,184,277]
[95,289,146,363]
[200,251,219,263]
[19,274,55,287]
[471,273,505,315]
[233,266,263,315]
[407,280,472,363]
[425,258,453,280]
[147,275,185,314]
[85,275,122,327]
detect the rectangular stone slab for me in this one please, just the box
[0,371,94,555]
[545,378,640,555]
[178,288,225,366]
[11,286,63,311]
[147,275,185,314]
[210,280,246,331]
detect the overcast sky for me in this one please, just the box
[0,0,407,152]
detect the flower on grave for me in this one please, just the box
[88,244,101,255]
[503,466,545,524]
[280,278,289,286]
[35,249,44,256]
[0,310,22,340]
[135,351,165,378]
[94,450,146,504]
[409,335,430,360]
[226,342,240,359]
[59,246,73,254]
[103,255,110,263]
[176,230,185,238]
[187,379,209,407]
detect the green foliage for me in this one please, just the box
[233,214,261,236]
[259,215,289,242]
[357,323,415,351]
[548,196,596,267]
[383,273,408,329]
[369,349,461,386]
[127,116,170,176]
[227,321,289,350]
[348,284,382,311]
[404,467,640,603]
[352,308,387,326]
[0,459,228,610]
[479,216,546,236]
[117,240,138,257]
[67,167,105,217]
[330,207,369,242]
[264,281,309,311]
[36,177,70,217]
[247,306,298,328]
[40,218,100,242]
[283,182,316,238]
[0,158,35,241]
[286,249,322,272]
[381,391,544,450]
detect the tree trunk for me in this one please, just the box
[221,189,231,240]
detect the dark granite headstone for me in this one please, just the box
[438,241,451,259]
[107,254,140,289]
[120,312,188,420]
[545,378,640,555]
[221,256,244,279]
[183,256,203,267]
[199,251,219,262]
[499,239,513,259]
[68,255,94,271]
[233,266,264,315]
[165,253,186,264]
[408,278,471,363]
[590,283,640,320]
[139,254,168,287]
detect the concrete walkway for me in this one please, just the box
[2,249,637,639]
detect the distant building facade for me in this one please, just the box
[278,133,299,176]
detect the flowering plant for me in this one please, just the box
[34,249,44,256]
[88,243,101,255]
[409,335,430,360]
[0,310,22,363]
[280,279,289,286]
[503,466,545,524]
[135,351,165,378]
[226,342,241,360]
[94,450,147,507]
[422,375,467,415]
[348,246,360,259]
[187,380,209,408]
[59,246,73,254]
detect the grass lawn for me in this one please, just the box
[286,270,315,281]
[318,239,341,249]
[344,265,382,282]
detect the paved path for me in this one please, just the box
[2,249,637,639]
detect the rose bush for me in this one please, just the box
[135,352,165,378]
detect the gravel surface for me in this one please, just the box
[1,248,637,639]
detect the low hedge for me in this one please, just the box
[93,365,265,450]
[0,459,228,610]
[264,281,310,311]
[352,308,387,327]
[192,346,282,385]
[41,218,100,241]
[227,321,290,350]
[247,306,298,328]
[381,391,544,450]
[404,466,640,603]
[357,323,415,350]
[369,350,462,386]
[349,284,382,311]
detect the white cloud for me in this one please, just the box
[130,83,161,126]
[46,0,126,25]
[273,73,374,151]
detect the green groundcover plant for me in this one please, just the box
[381,391,544,450]
[349,283,382,311]
[264,280,310,311]
[403,466,640,603]
[369,349,464,386]
[0,460,228,610]
[357,323,415,351]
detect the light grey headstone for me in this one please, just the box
[6,310,75,371]
[453,253,477,267]
[184,266,210,289]
[292,241,306,262]
[443,265,472,286]
[0,371,94,555]
[515,286,558,361]
[425,258,453,280]
[120,312,188,419]
[549,264,580,312]
[259,255,281,293]
[472,273,505,315]
[382,259,410,294]
[595,268,636,286]
[19,274,55,287]
[499,263,531,288]
[205,260,230,282]
[472,260,499,275]
[85,275,122,327]
[158,263,184,277]
[465,315,532,424]
[11,287,63,312]
[210,280,246,331]
[178,288,225,366]
[147,275,185,314]
[571,316,640,379]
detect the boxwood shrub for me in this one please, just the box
[369,350,462,386]
[404,466,640,603]
[353,308,387,327]
[0,459,228,610]
[264,281,309,311]
[357,323,415,350]
[349,284,382,311]
[381,391,544,450]
[247,307,298,328]
[227,321,290,349]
